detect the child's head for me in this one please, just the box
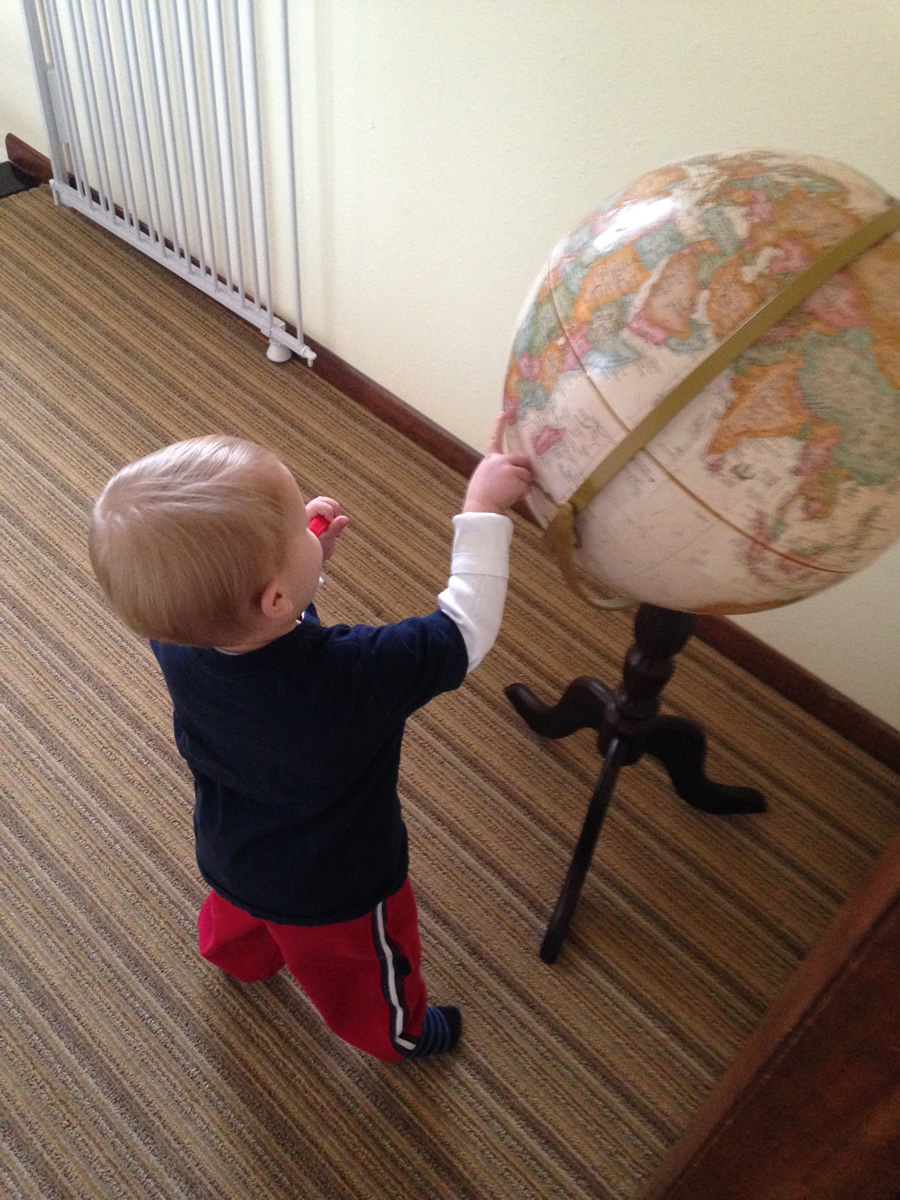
[89,436,322,646]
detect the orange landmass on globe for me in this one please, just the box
[619,164,687,204]
[708,352,809,454]
[794,464,855,520]
[633,251,700,341]
[504,359,521,408]
[573,244,651,323]
[745,187,859,256]
[539,337,568,393]
[706,256,773,340]
[799,273,867,334]
[848,238,900,388]
[781,419,852,521]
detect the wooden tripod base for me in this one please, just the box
[506,604,766,964]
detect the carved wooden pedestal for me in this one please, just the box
[506,604,766,963]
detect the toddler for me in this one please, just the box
[89,415,531,1061]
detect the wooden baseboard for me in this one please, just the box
[693,615,898,771]
[9,135,898,772]
[5,134,53,182]
[306,336,481,481]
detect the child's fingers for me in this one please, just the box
[503,459,533,482]
[485,412,508,455]
[308,496,344,523]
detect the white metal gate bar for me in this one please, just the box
[22,0,314,364]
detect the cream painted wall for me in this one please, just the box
[3,0,898,726]
[3,0,45,153]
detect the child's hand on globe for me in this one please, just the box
[463,414,533,515]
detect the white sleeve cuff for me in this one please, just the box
[437,513,513,672]
[448,511,513,573]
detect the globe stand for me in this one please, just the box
[506,603,766,964]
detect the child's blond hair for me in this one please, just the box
[89,436,291,645]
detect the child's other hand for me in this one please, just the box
[306,497,349,561]
[462,413,533,515]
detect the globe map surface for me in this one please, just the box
[504,151,900,613]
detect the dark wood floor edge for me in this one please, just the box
[8,135,899,771]
[639,832,900,1200]
[6,133,53,182]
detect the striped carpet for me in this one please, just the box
[1,186,897,1200]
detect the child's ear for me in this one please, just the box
[259,578,293,620]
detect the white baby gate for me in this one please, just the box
[22,0,315,364]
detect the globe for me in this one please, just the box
[503,150,900,614]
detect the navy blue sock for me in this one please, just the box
[404,1005,462,1059]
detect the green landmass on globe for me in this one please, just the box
[504,150,900,613]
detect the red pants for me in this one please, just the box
[197,877,428,1062]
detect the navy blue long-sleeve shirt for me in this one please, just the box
[152,608,468,924]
